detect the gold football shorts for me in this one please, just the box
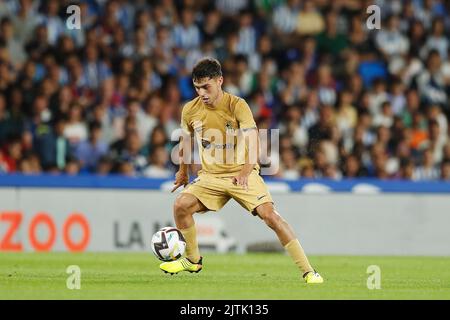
[182,170,274,215]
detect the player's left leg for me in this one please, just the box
[227,171,323,283]
[254,203,324,283]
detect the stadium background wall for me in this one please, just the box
[1,175,450,255]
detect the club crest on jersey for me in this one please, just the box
[225,121,236,134]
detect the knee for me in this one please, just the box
[173,195,196,218]
[261,210,284,230]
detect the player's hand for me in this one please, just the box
[232,173,249,191]
[171,171,189,193]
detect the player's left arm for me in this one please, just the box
[232,99,259,191]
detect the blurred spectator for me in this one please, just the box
[398,158,415,180]
[11,0,39,45]
[421,17,448,60]
[0,136,22,173]
[0,94,9,144]
[34,116,71,171]
[75,121,108,172]
[0,0,448,181]
[373,101,394,128]
[215,0,249,16]
[316,63,337,105]
[236,9,257,56]
[308,104,334,154]
[173,7,201,51]
[64,156,81,176]
[143,145,173,178]
[375,14,409,60]
[147,125,170,153]
[64,102,88,147]
[17,153,41,174]
[273,0,301,36]
[82,46,112,90]
[410,112,428,151]
[96,155,114,176]
[117,160,136,177]
[440,160,450,180]
[322,163,341,180]
[417,50,447,106]
[118,129,147,174]
[389,80,407,115]
[414,147,440,180]
[280,61,308,105]
[296,0,325,36]
[0,16,26,67]
[342,154,367,178]
[299,157,315,178]
[139,94,162,145]
[38,0,66,45]
[279,147,300,180]
[316,10,348,57]
[424,119,446,163]
[335,90,357,139]
[109,115,138,158]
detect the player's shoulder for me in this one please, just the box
[225,92,248,113]
[181,96,202,116]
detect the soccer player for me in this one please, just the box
[160,58,323,283]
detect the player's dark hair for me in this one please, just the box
[192,58,222,81]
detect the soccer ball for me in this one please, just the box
[151,227,186,262]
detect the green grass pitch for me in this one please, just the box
[0,252,449,299]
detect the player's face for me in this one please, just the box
[193,77,223,106]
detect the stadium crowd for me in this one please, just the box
[0,0,450,180]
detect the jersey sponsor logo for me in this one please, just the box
[171,126,280,176]
[214,143,234,149]
[201,139,234,150]
[257,194,267,201]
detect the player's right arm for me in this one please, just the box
[171,136,190,192]
[172,105,193,193]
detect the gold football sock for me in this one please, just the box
[284,239,314,276]
[180,225,201,263]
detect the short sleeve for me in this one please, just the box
[235,99,257,130]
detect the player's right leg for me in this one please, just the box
[173,193,207,262]
[160,193,206,274]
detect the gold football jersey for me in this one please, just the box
[181,92,259,176]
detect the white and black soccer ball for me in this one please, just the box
[151,227,186,262]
